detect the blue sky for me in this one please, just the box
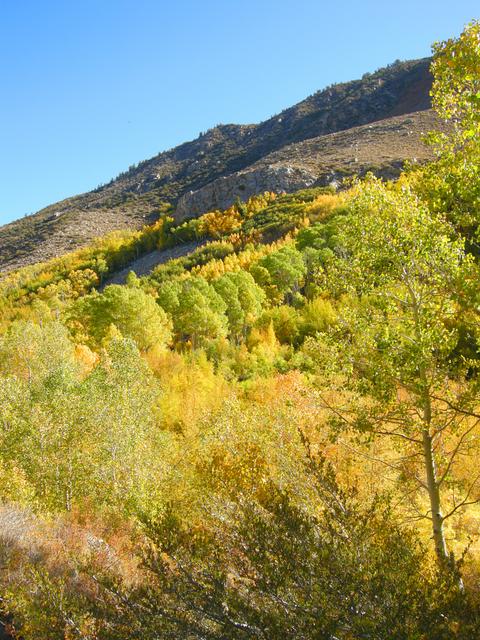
[0,0,478,225]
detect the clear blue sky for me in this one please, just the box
[0,0,477,225]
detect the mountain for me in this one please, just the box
[0,57,439,273]
[175,110,442,218]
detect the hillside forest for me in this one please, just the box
[0,21,479,639]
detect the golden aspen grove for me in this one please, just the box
[0,21,479,640]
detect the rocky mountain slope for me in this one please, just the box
[176,109,445,218]
[0,57,437,273]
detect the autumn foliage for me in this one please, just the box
[0,22,480,639]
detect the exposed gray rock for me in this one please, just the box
[175,164,317,219]
[175,109,447,220]
[101,240,205,287]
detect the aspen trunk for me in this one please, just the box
[422,428,449,564]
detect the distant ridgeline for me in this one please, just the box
[0,57,439,273]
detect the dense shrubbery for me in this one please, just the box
[9,454,478,639]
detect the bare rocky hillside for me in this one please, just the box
[0,58,438,273]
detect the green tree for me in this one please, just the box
[0,319,77,385]
[68,285,172,351]
[213,271,265,342]
[93,256,109,285]
[415,21,480,239]
[317,177,480,574]
[257,305,300,345]
[157,277,228,348]
[299,297,336,339]
[430,20,480,145]
[0,332,165,512]
[251,245,306,303]
[76,337,166,509]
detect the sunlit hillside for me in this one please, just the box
[0,21,479,640]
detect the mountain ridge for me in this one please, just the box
[0,57,436,273]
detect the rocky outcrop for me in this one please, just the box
[175,109,447,220]
[176,164,318,219]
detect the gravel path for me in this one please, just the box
[101,240,204,287]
